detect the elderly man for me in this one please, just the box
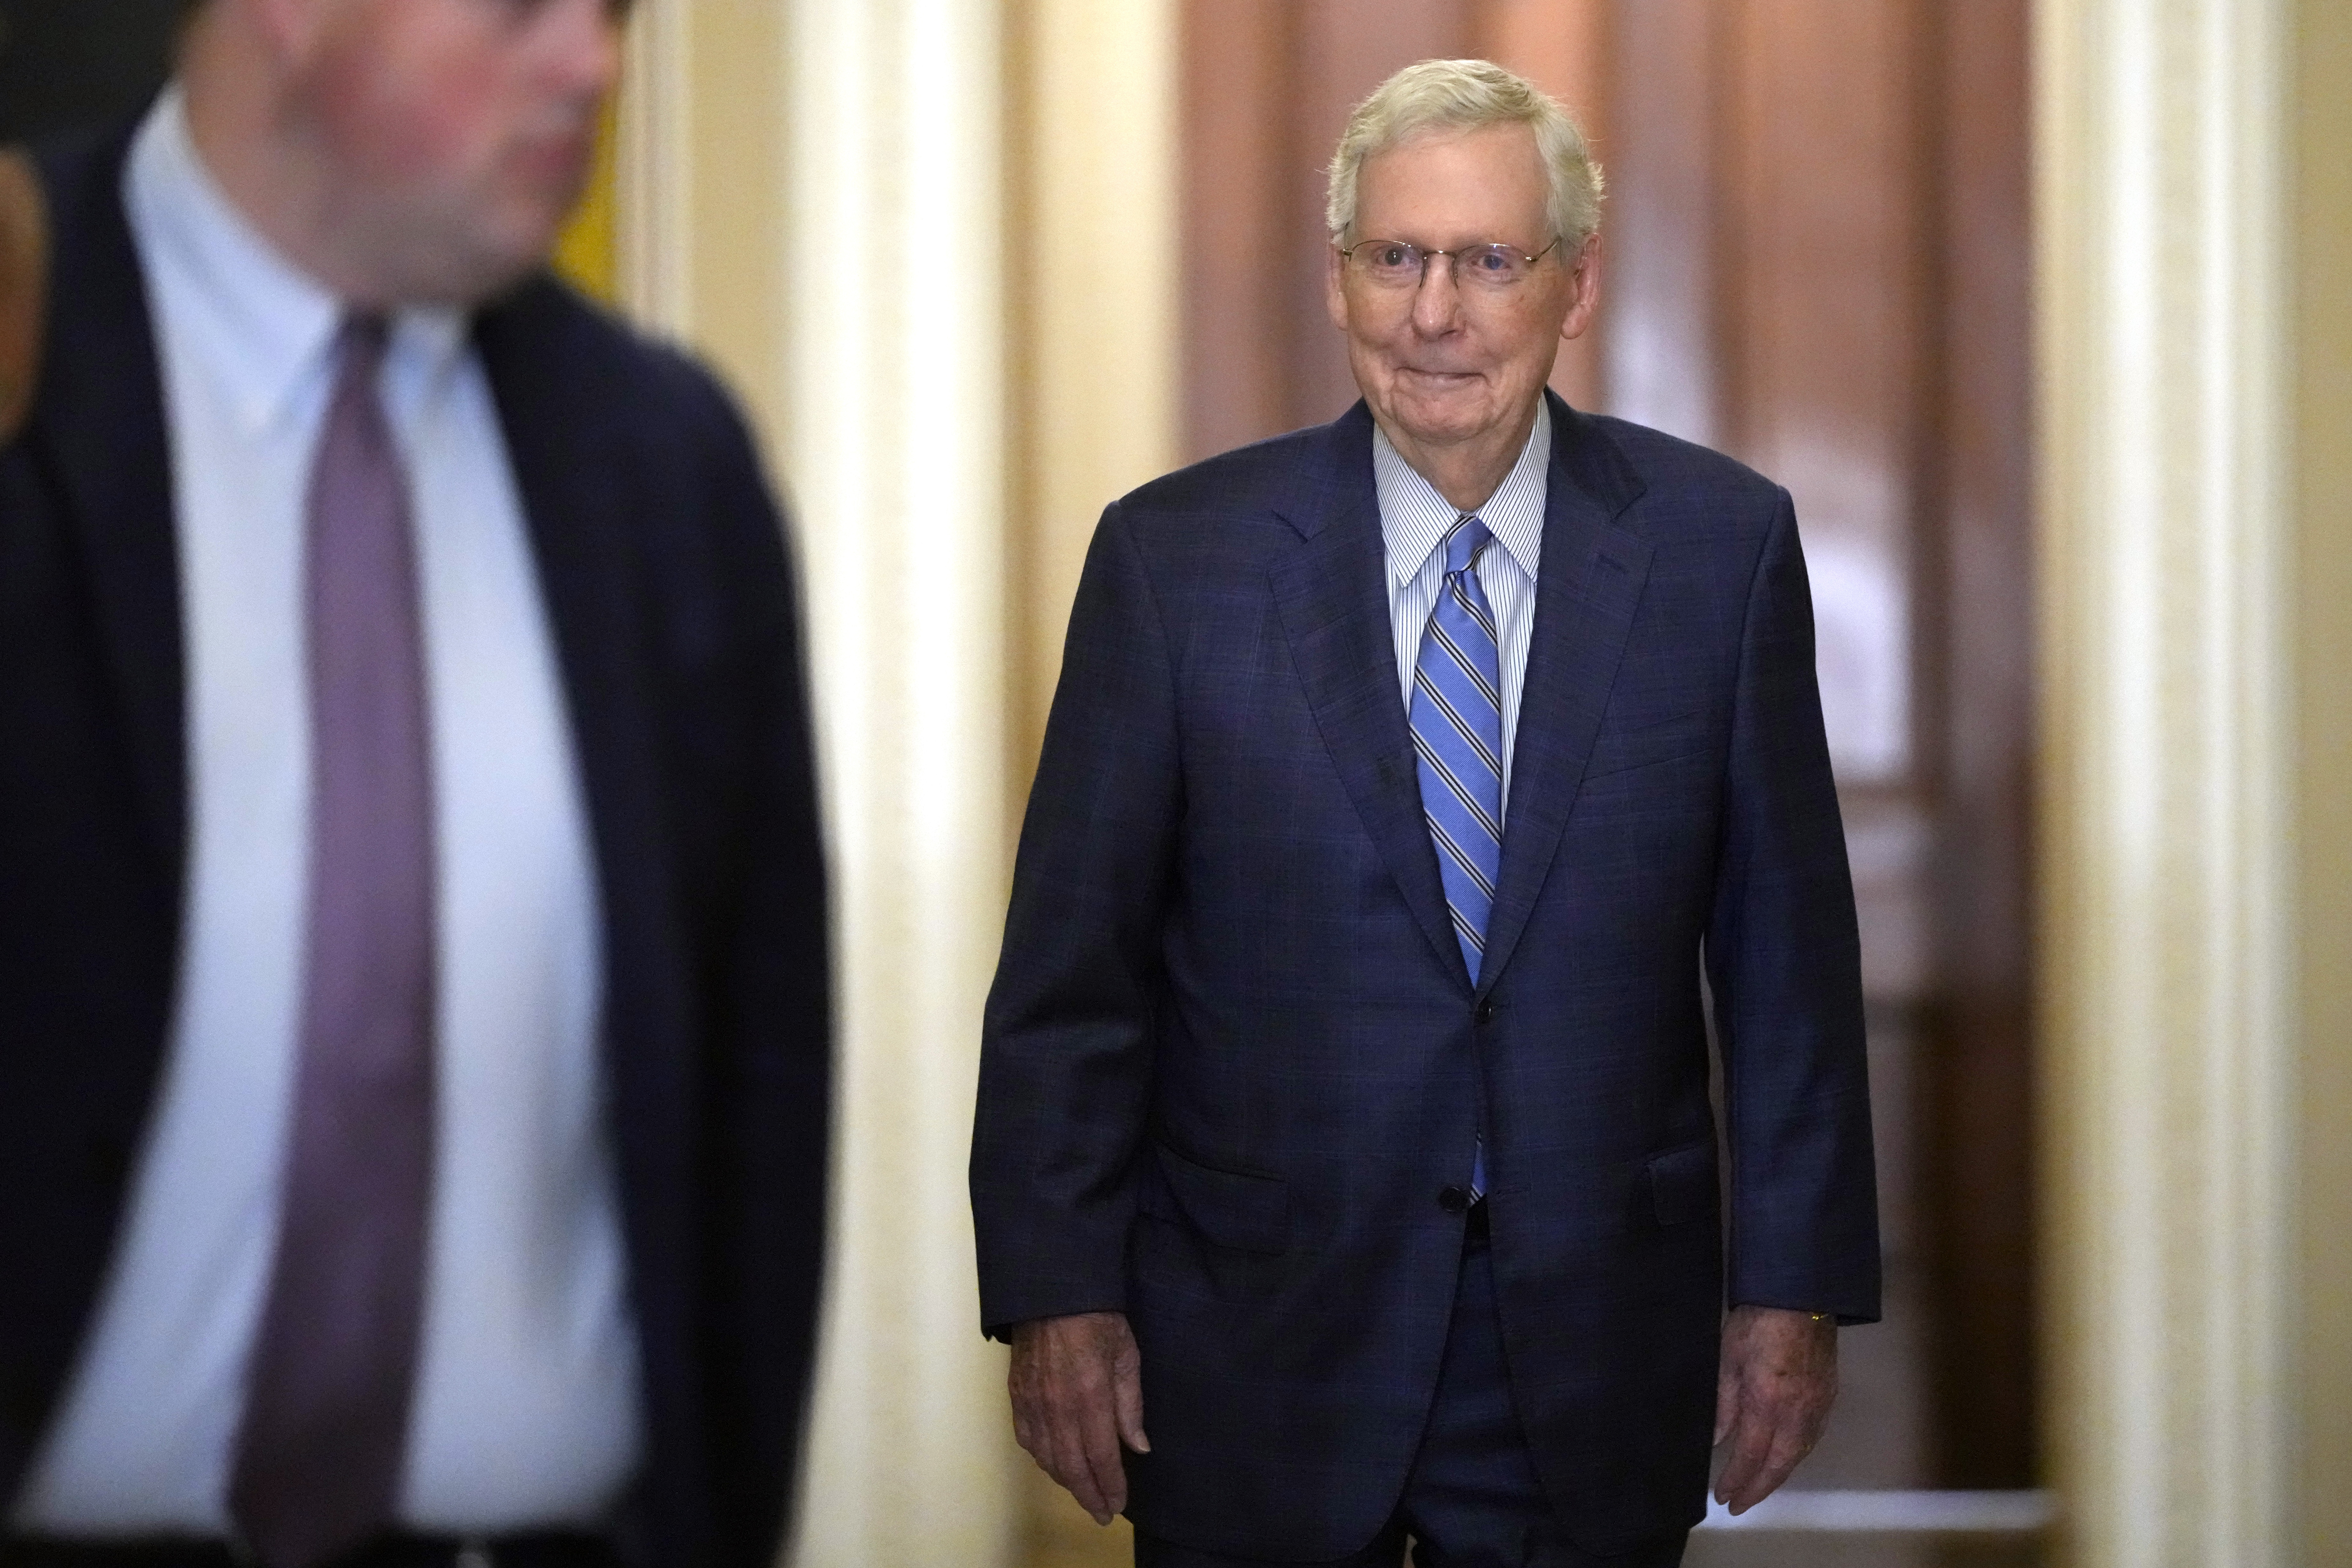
[972,58,1878,1568]
[0,4,829,1566]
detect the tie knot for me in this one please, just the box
[337,313,391,380]
[1444,514,1491,576]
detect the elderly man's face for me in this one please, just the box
[1326,123,1597,461]
[292,0,621,303]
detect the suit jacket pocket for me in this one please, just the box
[1140,1140,1290,1255]
[1581,708,1712,785]
[1647,1140,1719,1228]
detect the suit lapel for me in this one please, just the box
[1270,405,1464,982]
[1476,396,1650,995]
[475,289,697,1254]
[32,126,186,880]
[477,286,690,1025]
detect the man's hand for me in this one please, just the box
[1009,1310,1150,1525]
[1711,1304,1838,1514]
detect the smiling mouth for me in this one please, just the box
[1398,367,1482,386]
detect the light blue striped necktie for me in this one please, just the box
[1409,514,1502,1197]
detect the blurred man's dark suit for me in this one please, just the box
[972,394,1881,1559]
[0,123,830,1568]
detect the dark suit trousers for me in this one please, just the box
[1132,1235,1691,1568]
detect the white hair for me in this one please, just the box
[1326,58,1603,247]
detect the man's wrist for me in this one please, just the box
[1730,1302,1838,1324]
[1008,1307,1127,1343]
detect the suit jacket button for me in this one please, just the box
[1474,1000,1495,1027]
[1438,1185,1471,1214]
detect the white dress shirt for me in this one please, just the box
[12,92,643,1536]
[1375,398,1551,813]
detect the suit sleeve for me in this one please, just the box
[970,500,1180,1338]
[1704,489,1882,1324]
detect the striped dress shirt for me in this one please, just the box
[1374,399,1550,816]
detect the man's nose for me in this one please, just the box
[1411,253,1465,334]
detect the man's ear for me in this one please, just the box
[1324,241,1351,333]
[1559,234,1603,343]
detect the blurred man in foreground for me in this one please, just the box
[0,3,830,1565]
[974,58,1879,1567]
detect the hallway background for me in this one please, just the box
[1,2,2344,1563]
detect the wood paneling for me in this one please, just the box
[1722,0,1925,786]
[1922,0,2037,1492]
[1610,0,2039,1489]
[1595,0,1720,445]
[1179,0,1296,459]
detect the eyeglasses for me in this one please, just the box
[1337,236,1564,290]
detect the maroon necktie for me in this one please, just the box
[230,316,437,1568]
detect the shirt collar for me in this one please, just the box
[1374,397,1551,586]
[125,87,474,437]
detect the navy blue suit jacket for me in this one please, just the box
[0,123,830,1568]
[972,396,1879,1557]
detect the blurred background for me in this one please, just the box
[3,1,2345,1564]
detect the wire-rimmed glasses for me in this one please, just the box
[1336,236,1564,290]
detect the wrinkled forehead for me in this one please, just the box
[1352,123,1551,238]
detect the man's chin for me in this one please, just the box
[382,236,551,308]
[1382,398,1503,450]
[451,209,570,299]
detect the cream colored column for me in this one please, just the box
[1004,5,1180,1560]
[616,3,1025,1564]
[1006,0,1180,759]
[777,0,1027,1560]
[2036,2,2294,1564]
